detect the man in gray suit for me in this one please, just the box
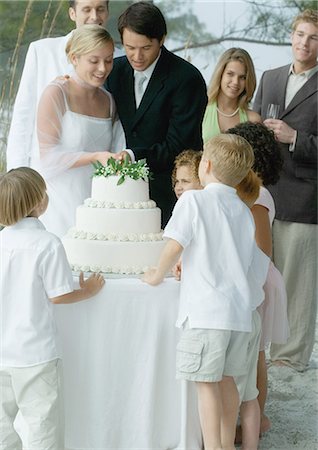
[253,9,317,371]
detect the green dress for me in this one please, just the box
[202,102,248,144]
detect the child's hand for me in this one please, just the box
[142,268,163,286]
[172,259,182,281]
[79,271,105,297]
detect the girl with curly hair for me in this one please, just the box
[228,122,289,448]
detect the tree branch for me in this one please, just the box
[171,36,290,53]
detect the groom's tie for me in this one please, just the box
[135,72,147,108]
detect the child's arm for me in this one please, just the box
[251,204,272,258]
[172,258,182,281]
[50,272,105,304]
[142,239,183,286]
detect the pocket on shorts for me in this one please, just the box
[39,360,59,389]
[176,339,204,373]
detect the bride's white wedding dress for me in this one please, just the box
[33,80,125,237]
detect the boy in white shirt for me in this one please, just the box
[143,134,269,450]
[0,167,105,449]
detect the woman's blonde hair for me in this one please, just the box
[172,150,202,187]
[207,48,256,109]
[0,168,46,226]
[203,134,254,187]
[236,170,261,207]
[66,24,114,62]
[292,9,318,31]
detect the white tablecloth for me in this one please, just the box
[54,277,202,450]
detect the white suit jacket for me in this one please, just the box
[6,33,74,170]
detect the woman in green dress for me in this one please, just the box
[203,48,261,143]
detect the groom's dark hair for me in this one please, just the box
[118,1,167,42]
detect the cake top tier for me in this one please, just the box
[91,158,152,203]
[93,157,151,185]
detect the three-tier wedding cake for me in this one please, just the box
[62,158,166,275]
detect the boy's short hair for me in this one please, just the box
[0,168,46,227]
[236,170,261,208]
[203,134,254,187]
[172,149,202,187]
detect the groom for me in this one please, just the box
[106,1,207,226]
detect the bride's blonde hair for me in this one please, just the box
[66,24,114,62]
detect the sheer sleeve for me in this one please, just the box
[37,81,86,179]
[107,90,126,153]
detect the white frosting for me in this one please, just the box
[84,198,156,209]
[63,174,166,274]
[75,206,162,235]
[66,227,163,242]
[71,264,151,275]
[62,238,166,275]
[92,176,149,203]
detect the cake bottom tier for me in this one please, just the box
[62,237,166,275]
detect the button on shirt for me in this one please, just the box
[164,183,269,332]
[0,218,74,367]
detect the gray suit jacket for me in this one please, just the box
[253,64,317,224]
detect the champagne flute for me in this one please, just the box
[266,104,280,119]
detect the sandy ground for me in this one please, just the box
[256,326,318,450]
[17,322,318,450]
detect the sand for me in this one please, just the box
[256,328,318,450]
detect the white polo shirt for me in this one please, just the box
[0,218,74,367]
[164,183,269,332]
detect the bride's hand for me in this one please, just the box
[94,151,114,165]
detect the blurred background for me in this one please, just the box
[0,0,315,172]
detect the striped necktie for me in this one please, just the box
[135,72,147,108]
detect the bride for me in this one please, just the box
[35,25,125,237]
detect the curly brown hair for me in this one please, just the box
[172,150,202,187]
[227,122,283,186]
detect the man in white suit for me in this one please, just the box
[6,0,109,170]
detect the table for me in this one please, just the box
[54,277,203,450]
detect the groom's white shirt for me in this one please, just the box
[6,33,73,170]
[6,32,123,170]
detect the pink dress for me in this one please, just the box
[256,187,289,350]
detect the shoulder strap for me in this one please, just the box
[49,80,69,111]
[101,88,116,124]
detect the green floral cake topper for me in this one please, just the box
[92,157,152,185]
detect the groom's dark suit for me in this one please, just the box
[107,46,207,225]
